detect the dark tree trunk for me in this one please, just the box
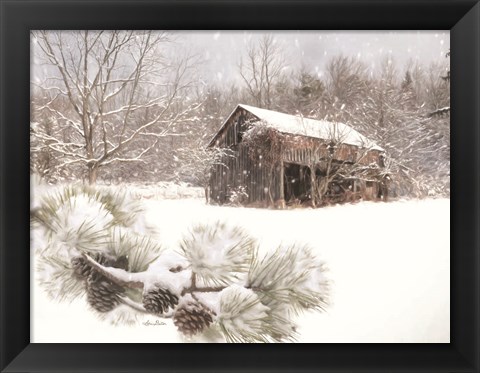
[88,165,98,185]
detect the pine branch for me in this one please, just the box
[247,244,330,314]
[82,253,144,289]
[179,222,255,287]
[36,253,87,302]
[107,228,163,272]
[118,295,148,313]
[33,181,331,339]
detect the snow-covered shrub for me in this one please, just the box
[227,185,248,206]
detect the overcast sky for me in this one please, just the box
[177,31,450,84]
[32,30,450,89]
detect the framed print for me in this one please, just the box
[1,0,479,372]
[28,29,451,344]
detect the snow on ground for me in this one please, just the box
[32,187,449,343]
[126,181,204,200]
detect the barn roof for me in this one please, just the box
[209,104,384,152]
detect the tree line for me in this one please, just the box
[31,32,450,198]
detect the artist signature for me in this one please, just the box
[143,320,166,327]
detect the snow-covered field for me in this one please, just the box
[31,185,449,343]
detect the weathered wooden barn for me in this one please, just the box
[207,104,388,208]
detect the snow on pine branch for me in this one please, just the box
[32,180,330,342]
[179,222,255,287]
[217,285,271,343]
[247,244,330,313]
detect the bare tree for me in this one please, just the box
[427,50,450,118]
[31,30,199,184]
[324,55,370,115]
[173,142,234,203]
[238,35,286,109]
[334,57,449,198]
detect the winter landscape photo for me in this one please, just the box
[30,31,450,343]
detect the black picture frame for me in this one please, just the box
[1,0,478,372]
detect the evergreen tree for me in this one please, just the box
[293,70,326,115]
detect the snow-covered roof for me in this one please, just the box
[239,104,384,151]
[209,104,384,152]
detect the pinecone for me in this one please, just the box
[173,302,213,336]
[77,253,129,313]
[71,256,92,278]
[86,274,124,313]
[71,253,112,278]
[142,287,179,315]
[71,253,128,278]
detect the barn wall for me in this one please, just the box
[209,108,284,207]
[281,135,382,166]
[209,144,282,207]
[212,108,252,148]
